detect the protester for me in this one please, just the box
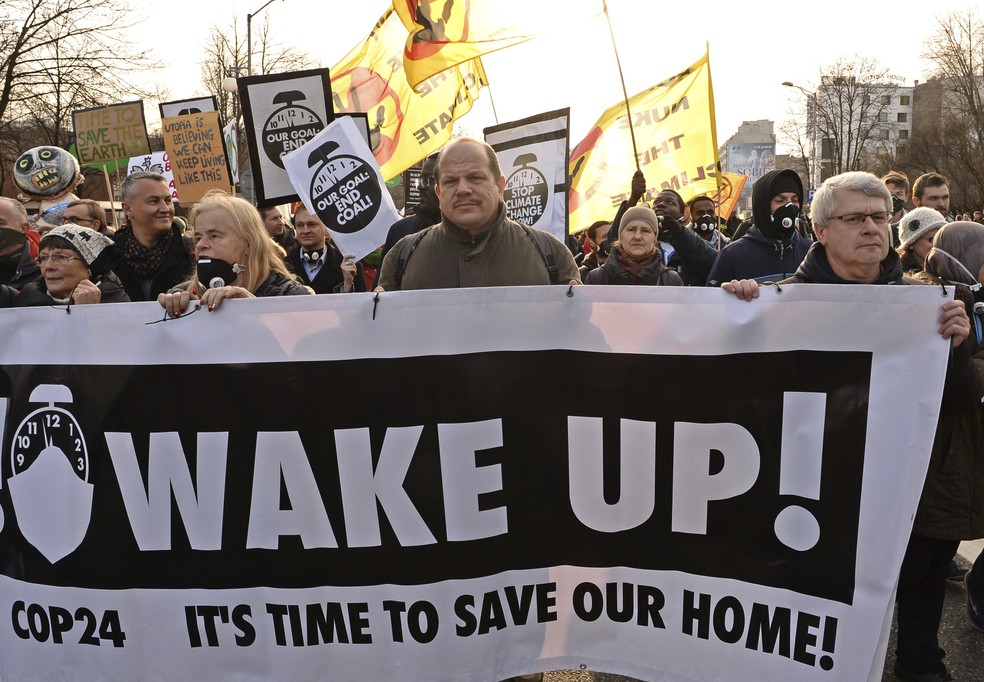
[63,199,113,234]
[259,205,298,255]
[16,225,127,306]
[376,137,579,290]
[0,197,40,290]
[109,171,193,301]
[286,205,365,294]
[883,170,910,245]
[898,207,947,274]
[706,168,812,286]
[912,172,952,219]
[584,206,682,286]
[722,172,979,682]
[902,220,984,681]
[158,192,310,316]
[380,152,441,262]
[577,219,612,280]
[688,194,729,249]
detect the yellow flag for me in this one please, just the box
[393,0,601,92]
[331,7,487,180]
[569,50,721,231]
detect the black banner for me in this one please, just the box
[0,349,869,604]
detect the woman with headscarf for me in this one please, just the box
[15,224,128,306]
[893,220,984,680]
[583,206,682,286]
[158,192,310,316]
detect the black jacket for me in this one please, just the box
[109,224,194,302]
[706,226,811,286]
[584,248,683,286]
[13,270,130,306]
[286,243,366,294]
[5,243,41,290]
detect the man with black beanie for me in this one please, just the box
[705,168,812,286]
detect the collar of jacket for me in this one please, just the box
[440,203,507,256]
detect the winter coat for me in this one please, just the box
[108,224,194,302]
[14,270,130,306]
[583,248,683,286]
[912,285,984,540]
[706,226,812,286]
[376,205,580,291]
[254,271,314,297]
[286,242,366,294]
[781,245,984,539]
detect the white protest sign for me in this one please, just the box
[282,115,398,261]
[223,119,239,184]
[485,108,570,241]
[127,151,178,203]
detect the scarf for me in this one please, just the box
[614,243,659,284]
[122,226,174,279]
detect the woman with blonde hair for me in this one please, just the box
[158,191,310,316]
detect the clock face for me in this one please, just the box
[11,407,88,482]
[262,104,325,169]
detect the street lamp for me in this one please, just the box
[247,0,284,77]
[782,81,818,191]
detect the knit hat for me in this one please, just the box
[40,224,114,274]
[620,206,660,238]
[898,207,946,250]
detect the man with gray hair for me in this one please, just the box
[108,170,193,301]
[0,197,40,289]
[723,171,978,682]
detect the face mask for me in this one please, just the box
[770,202,800,240]
[196,258,244,289]
[694,215,717,234]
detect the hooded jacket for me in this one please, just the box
[705,169,811,286]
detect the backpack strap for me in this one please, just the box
[392,225,436,290]
[519,224,560,285]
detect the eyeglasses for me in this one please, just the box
[831,212,892,227]
[418,175,435,189]
[37,253,83,266]
[60,216,97,227]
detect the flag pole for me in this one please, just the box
[485,82,501,125]
[603,0,638,168]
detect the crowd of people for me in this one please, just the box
[2,135,983,681]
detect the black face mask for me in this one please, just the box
[196,258,242,289]
[891,195,905,215]
[694,215,717,234]
[0,229,26,283]
[769,202,800,240]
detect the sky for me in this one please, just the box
[130,0,978,154]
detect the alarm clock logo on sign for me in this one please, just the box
[262,89,325,169]
[307,139,383,234]
[5,384,93,563]
[504,152,549,227]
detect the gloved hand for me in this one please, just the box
[658,214,683,242]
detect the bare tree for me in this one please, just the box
[904,10,984,212]
[782,56,900,184]
[198,18,313,191]
[0,0,158,192]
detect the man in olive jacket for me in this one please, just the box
[376,137,579,291]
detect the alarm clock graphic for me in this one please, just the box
[262,90,325,169]
[504,152,549,227]
[307,139,382,234]
[7,383,93,563]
